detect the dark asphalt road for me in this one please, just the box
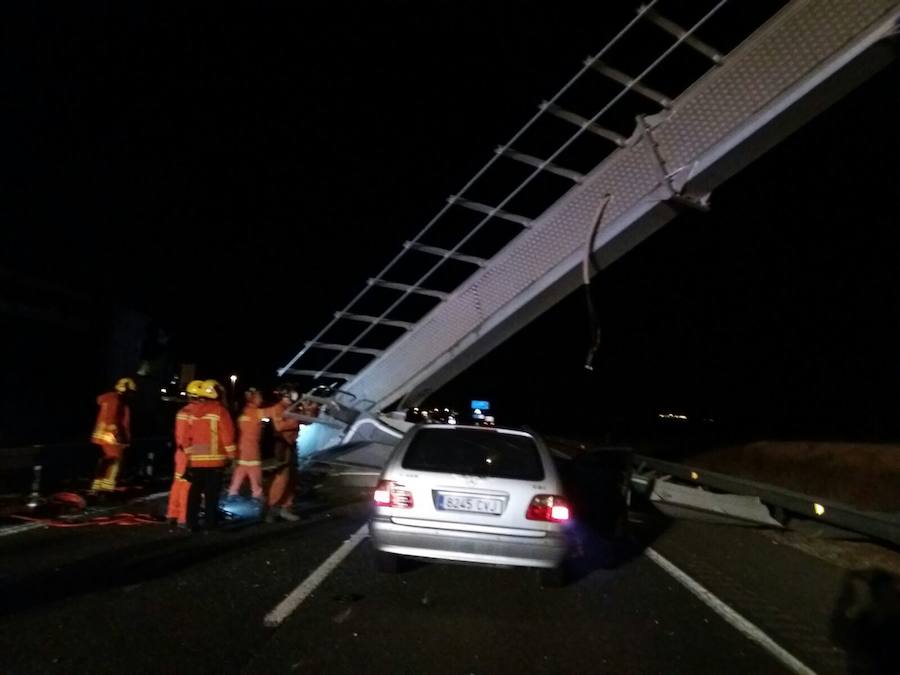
[0,489,880,675]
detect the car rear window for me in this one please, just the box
[402,428,545,481]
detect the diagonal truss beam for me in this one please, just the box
[335,0,900,410]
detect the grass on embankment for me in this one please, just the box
[689,441,900,512]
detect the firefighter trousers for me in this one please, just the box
[229,464,263,499]
[186,467,224,530]
[268,438,295,509]
[268,464,295,509]
[91,443,124,492]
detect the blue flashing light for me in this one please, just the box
[470,400,490,410]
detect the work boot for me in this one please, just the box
[279,508,300,522]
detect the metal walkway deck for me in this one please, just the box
[281,0,900,415]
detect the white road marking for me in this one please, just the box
[645,547,818,675]
[0,522,43,538]
[264,523,369,628]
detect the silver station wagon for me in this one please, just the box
[369,424,572,585]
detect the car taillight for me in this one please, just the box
[526,495,570,522]
[373,480,414,508]
[373,482,391,506]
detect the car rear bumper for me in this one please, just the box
[369,516,568,569]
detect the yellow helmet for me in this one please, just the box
[115,377,137,393]
[185,380,206,398]
[200,379,221,399]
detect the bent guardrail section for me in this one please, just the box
[633,454,900,546]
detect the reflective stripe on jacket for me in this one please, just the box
[91,392,130,447]
[174,401,202,451]
[184,400,236,468]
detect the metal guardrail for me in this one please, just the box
[0,438,172,498]
[0,438,171,470]
[633,454,900,547]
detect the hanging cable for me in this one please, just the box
[582,194,612,371]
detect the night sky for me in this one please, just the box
[441,55,900,440]
[3,1,899,442]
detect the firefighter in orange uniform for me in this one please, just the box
[165,380,205,528]
[183,379,236,530]
[228,388,280,502]
[266,387,301,522]
[90,377,136,493]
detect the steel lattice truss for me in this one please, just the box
[281,0,900,412]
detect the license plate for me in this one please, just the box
[439,494,502,514]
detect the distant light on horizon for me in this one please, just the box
[658,412,688,421]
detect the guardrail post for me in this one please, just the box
[26,464,43,509]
